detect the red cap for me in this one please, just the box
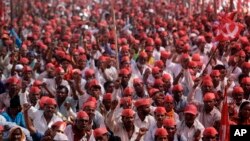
[160,51,171,59]
[103,93,112,101]
[163,118,176,126]
[210,70,221,77]
[145,46,154,52]
[39,96,50,108]
[154,78,164,86]
[237,50,246,57]
[134,98,151,108]
[154,60,164,69]
[172,84,183,92]
[20,57,29,64]
[242,62,250,69]
[121,56,130,63]
[55,67,65,74]
[154,107,166,114]
[155,38,162,45]
[72,69,81,75]
[188,61,197,68]
[46,63,55,69]
[162,74,171,81]
[155,128,168,136]
[203,92,216,101]
[82,101,96,109]
[85,69,95,77]
[22,65,32,72]
[120,97,132,105]
[139,51,148,58]
[149,88,160,97]
[152,66,161,74]
[121,109,135,117]
[232,86,244,94]
[184,104,197,115]
[45,98,57,106]
[133,78,143,85]
[241,77,250,84]
[203,127,218,136]
[30,86,41,94]
[52,121,67,132]
[94,128,108,138]
[33,80,43,86]
[123,87,134,97]
[146,38,155,46]
[202,79,213,87]
[88,79,101,88]
[119,68,131,75]
[7,77,20,85]
[192,53,201,62]
[77,110,89,119]
[165,95,174,103]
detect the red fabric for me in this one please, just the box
[219,88,230,141]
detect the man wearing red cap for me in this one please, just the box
[134,98,155,129]
[93,127,121,141]
[197,92,221,128]
[0,76,21,111]
[172,84,188,121]
[145,107,167,141]
[202,127,218,141]
[106,101,147,141]
[164,95,180,122]
[231,86,246,112]
[133,77,149,100]
[65,110,94,141]
[176,104,204,141]
[154,128,168,141]
[24,97,62,134]
[163,118,186,141]
[131,51,151,81]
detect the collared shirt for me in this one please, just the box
[28,108,63,134]
[106,110,144,141]
[198,107,221,128]
[176,119,204,141]
[134,113,155,129]
[57,97,78,119]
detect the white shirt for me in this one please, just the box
[64,125,95,141]
[28,108,63,134]
[176,119,205,141]
[106,110,144,141]
[134,114,156,129]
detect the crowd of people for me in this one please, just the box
[0,0,250,141]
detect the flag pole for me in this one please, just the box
[111,0,120,70]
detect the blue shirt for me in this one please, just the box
[1,112,26,128]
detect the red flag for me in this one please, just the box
[219,88,230,141]
[215,20,244,41]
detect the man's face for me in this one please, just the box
[56,89,68,101]
[122,116,134,127]
[204,99,215,111]
[91,87,101,100]
[29,92,41,104]
[141,105,150,116]
[84,106,96,120]
[164,125,176,137]
[184,113,196,126]
[154,112,166,123]
[44,104,56,117]
[76,117,89,130]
